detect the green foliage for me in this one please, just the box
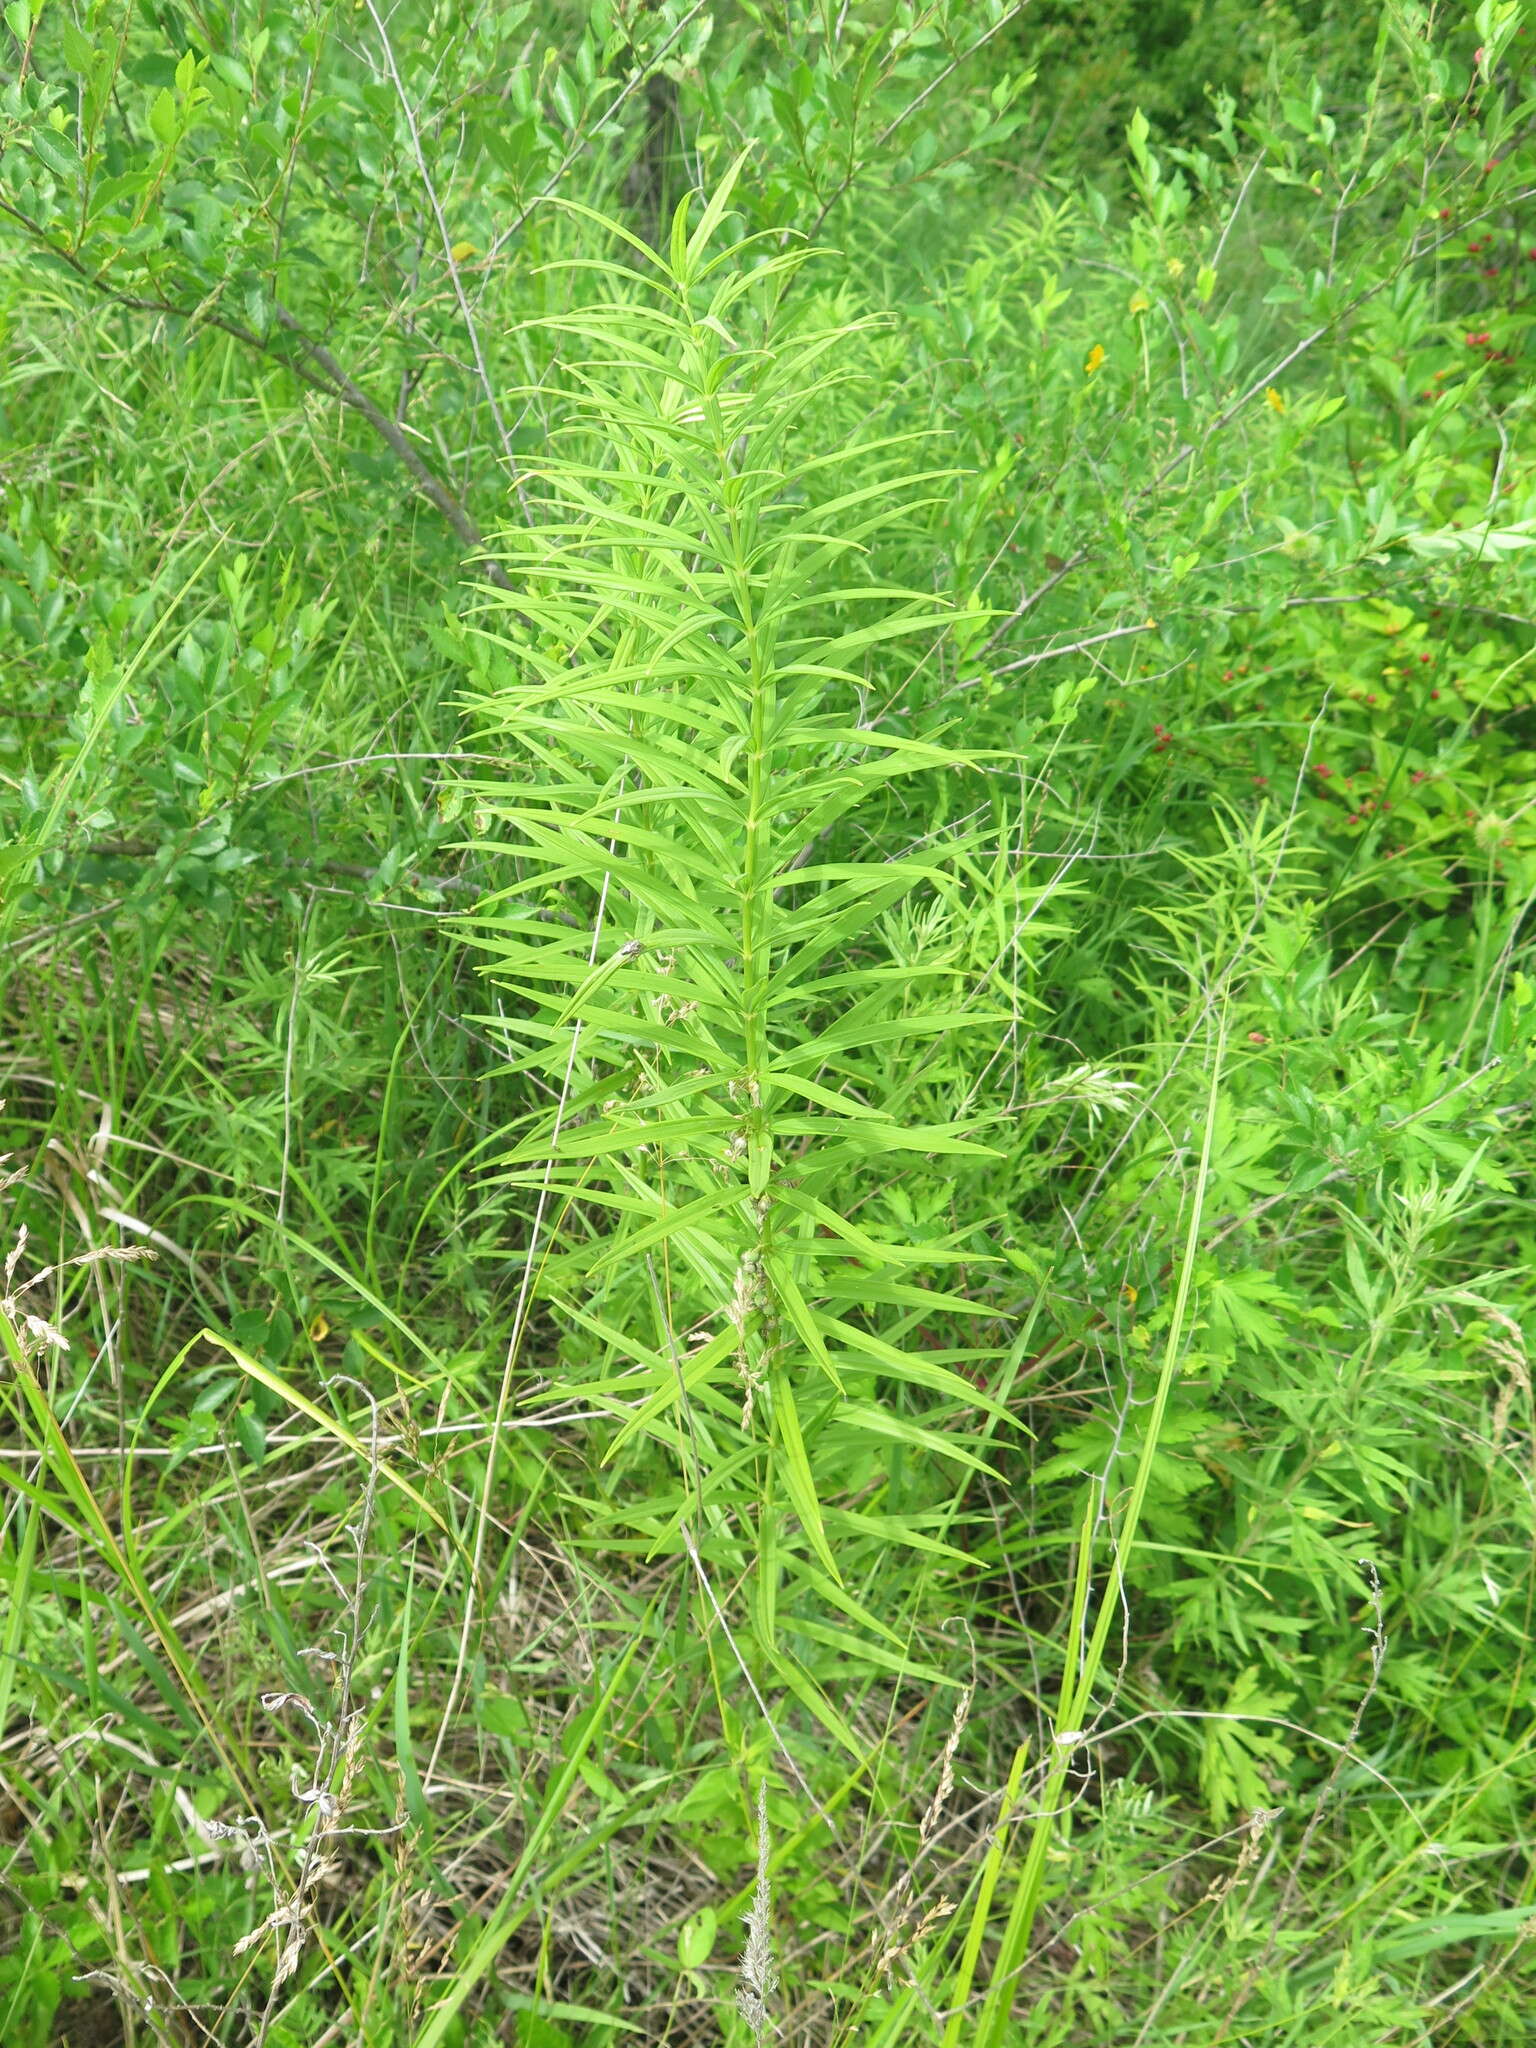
[452,188,1028,1681]
[3,3,1536,2045]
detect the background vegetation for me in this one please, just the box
[2,2,1535,2043]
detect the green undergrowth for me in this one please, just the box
[2,4,1536,2045]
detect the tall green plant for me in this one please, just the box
[451,167,1020,1707]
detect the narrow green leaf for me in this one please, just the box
[765,1252,847,1393]
[773,1380,842,1584]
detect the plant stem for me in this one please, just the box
[970,999,1229,2047]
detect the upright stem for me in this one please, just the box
[691,297,784,1646]
[969,1003,1228,2048]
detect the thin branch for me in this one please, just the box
[0,198,511,590]
[478,1,714,271]
[1209,151,1263,272]
[992,621,1154,675]
[361,0,530,522]
[987,590,1391,677]
[805,5,1030,243]
[271,307,512,589]
[981,186,1536,656]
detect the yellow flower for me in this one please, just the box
[1129,291,1151,315]
[1264,386,1286,413]
[1085,344,1106,375]
[449,239,479,263]
[1166,257,1185,278]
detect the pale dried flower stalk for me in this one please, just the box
[1198,1803,1281,1907]
[241,1380,403,2042]
[736,1782,778,2044]
[876,1679,972,1981]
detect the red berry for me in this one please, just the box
[1314,764,1334,779]
[1430,689,1440,699]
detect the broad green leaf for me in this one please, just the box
[30,130,83,179]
